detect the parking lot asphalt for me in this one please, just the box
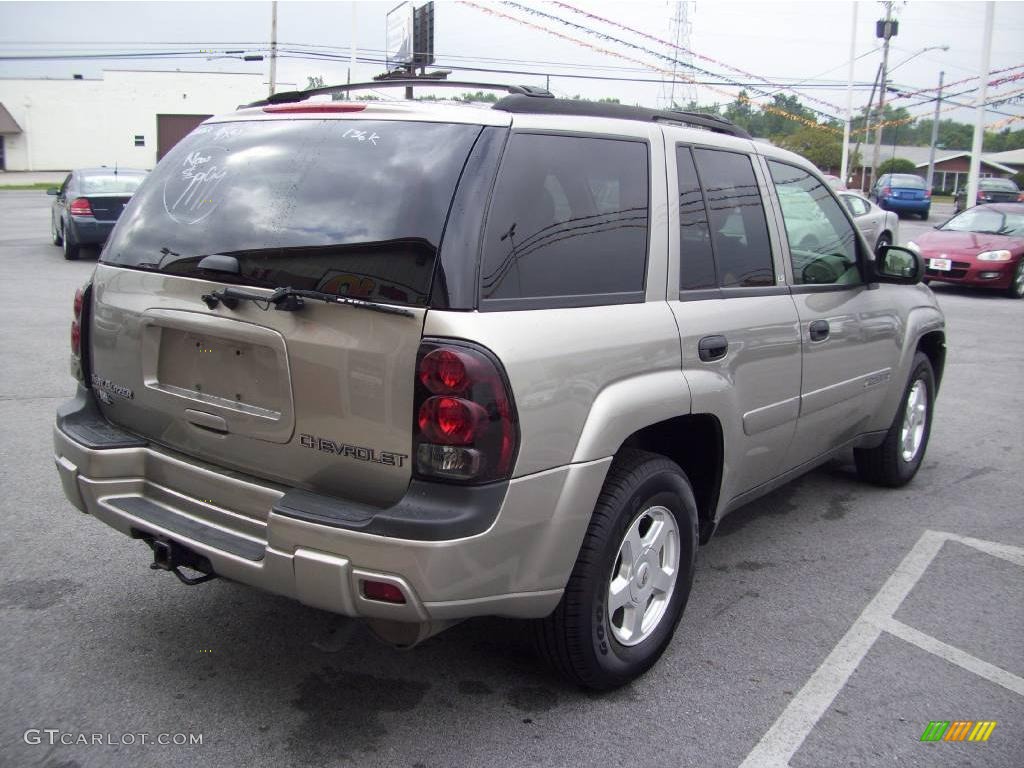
[0,190,1021,767]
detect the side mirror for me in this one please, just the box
[46,188,59,196]
[873,245,921,284]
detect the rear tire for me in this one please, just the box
[920,210,929,221]
[51,216,63,246]
[533,449,698,690]
[854,352,935,487]
[62,226,80,260]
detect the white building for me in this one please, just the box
[0,69,274,171]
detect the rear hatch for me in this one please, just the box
[90,115,485,507]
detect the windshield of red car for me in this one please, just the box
[942,208,1024,237]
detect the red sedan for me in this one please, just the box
[909,203,1024,298]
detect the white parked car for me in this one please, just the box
[839,191,900,251]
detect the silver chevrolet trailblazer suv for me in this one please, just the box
[54,81,945,690]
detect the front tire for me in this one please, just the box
[533,449,698,690]
[854,352,935,487]
[1008,260,1024,299]
[875,233,892,253]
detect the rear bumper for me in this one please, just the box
[67,216,116,244]
[879,197,929,214]
[53,388,609,623]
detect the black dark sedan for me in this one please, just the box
[953,177,1023,213]
[48,168,147,259]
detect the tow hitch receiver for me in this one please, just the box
[144,536,218,586]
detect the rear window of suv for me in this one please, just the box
[102,119,483,307]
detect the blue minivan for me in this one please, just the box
[871,173,931,220]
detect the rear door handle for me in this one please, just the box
[809,320,830,342]
[698,335,729,362]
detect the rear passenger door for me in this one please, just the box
[764,159,900,469]
[666,140,802,504]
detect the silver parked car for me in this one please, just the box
[54,81,945,690]
[838,191,900,252]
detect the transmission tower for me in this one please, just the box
[658,2,696,110]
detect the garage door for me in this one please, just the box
[157,114,212,161]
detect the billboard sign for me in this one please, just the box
[386,2,415,70]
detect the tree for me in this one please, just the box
[876,157,917,176]
[305,75,326,90]
[775,126,845,171]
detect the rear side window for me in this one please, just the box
[102,120,482,307]
[691,148,774,288]
[479,133,649,307]
[675,147,716,290]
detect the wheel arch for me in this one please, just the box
[916,329,946,393]
[618,413,724,545]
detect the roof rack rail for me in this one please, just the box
[247,80,554,108]
[491,95,751,139]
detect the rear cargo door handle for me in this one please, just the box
[698,335,729,362]
[185,409,228,433]
[809,320,830,342]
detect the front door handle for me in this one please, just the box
[698,335,729,362]
[809,320,830,342]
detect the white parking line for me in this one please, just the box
[739,530,1024,768]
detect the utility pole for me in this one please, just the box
[349,2,357,90]
[852,62,883,193]
[870,2,896,192]
[925,71,944,193]
[840,1,858,186]
[269,0,278,97]
[966,2,995,211]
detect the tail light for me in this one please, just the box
[71,282,90,381]
[882,186,891,197]
[1017,192,1024,202]
[69,197,93,216]
[924,189,932,198]
[413,339,519,483]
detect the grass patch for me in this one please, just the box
[0,182,60,190]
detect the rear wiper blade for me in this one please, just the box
[201,286,416,318]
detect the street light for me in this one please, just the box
[888,44,950,75]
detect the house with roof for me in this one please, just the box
[842,144,1017,193]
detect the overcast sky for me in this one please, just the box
[1,1,1022,127]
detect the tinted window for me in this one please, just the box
[79,173,146,195]
[103,120,482,307]
[480,133,648,303]
[692,148,774,288]
[889,174,926,189]
[769,161,861,286]
[676,147,716,290]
